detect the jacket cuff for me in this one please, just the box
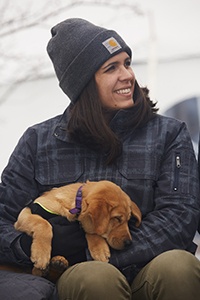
[12,236,32,264]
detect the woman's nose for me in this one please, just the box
[119,67,134,81]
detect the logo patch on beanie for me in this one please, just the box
[102,37,122,54]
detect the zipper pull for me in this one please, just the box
[174,154,181,191]
[176,155,181,168]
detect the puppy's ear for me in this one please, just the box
[78,200,110,235]
[130,201,142,227]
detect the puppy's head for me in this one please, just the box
[78,181,141,250]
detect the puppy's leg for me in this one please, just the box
[86,233,110,262]
[15,207,53,274]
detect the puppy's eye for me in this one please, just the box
[114,216,122,223]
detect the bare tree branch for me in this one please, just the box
[0,0,142,37]
[0,0,143,97]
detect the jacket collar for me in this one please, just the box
[53,107,71,143]
[53,106,136,143]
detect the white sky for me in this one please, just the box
[1,0,200,85]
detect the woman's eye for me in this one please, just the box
[105,65,115,73]
[125,60,131,67]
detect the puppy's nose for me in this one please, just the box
[124,239,132,248]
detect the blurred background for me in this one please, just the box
[0,0,200,255]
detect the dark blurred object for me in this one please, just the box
[164,97,200,153]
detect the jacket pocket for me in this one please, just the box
[35,148,83,189]
[117,146,158,214]
[118,145,158,181]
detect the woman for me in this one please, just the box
[0,18,200,300]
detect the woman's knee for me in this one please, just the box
[57,261,131,300]
[150,250,199,279]
[132,250,200,300]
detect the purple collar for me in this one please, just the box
[69,185,83,215]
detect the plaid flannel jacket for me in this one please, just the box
[0,107,199,275]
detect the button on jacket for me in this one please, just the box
[0,107,199,273]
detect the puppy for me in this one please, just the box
[14,180,141,279]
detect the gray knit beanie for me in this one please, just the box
[47,18,132,103]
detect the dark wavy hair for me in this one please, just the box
[67,77,158,164]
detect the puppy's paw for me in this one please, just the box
[45,256,69,283]
[86,234,111,262]
[31,243,51,276]
[50,256,69,272]
[31,243,51,271]
[90,248,110,262]
[31,253,50,271]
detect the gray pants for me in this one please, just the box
[57,250,200,300]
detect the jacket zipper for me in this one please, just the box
[173,153,181,191]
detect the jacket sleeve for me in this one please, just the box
[0,127,39,265]
[110,122,200,272]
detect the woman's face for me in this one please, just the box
[95,52,135,110]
